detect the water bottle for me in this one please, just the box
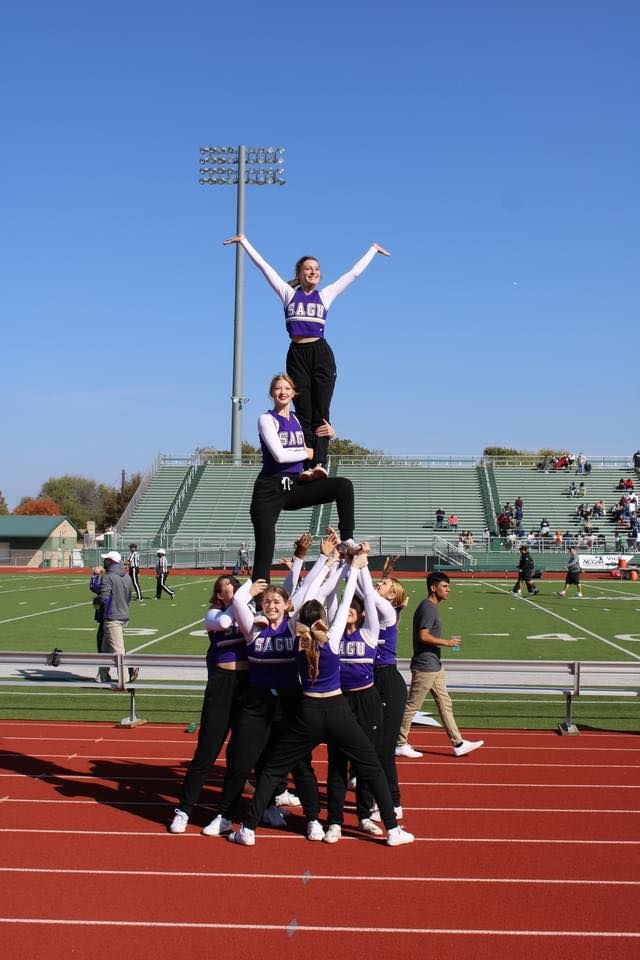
[451,636,461,652]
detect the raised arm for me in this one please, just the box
[320,244,389,310]
[224,234,293,306]
[327,563,359,653]
[232,578,267,640]
[356,563,380,644]
[204,608,234,632]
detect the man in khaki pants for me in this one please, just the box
[98,550,133,683]
[396,572,483,759]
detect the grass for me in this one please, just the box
[1,571,638,730]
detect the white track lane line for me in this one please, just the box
[0,918,638,937]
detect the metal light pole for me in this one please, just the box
[199,145,286,464]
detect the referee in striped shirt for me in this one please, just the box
[128,543,143,600]
[155,549,176,600]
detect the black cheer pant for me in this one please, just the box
[250,472,354,582]
[359,665,408,810]
[286,339,337,467]
[178,668,248,817]
[243,694,398,832]
[326,685,383,824]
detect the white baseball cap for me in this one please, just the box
[157,548,166,555]
[101,550,122,563]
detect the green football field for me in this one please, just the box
[0,572,638,729]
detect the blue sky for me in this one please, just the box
[1,1,638,508]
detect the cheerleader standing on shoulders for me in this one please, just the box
[227,551,415,847]
[224,234,389,477]
[169,576,249,833]
[250,373,359,583]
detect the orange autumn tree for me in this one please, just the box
[14,497,61,516]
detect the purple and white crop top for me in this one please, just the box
[339,626,376,691]
[204,607,248,677]
[239,236,378,341]
[258,409,306,476]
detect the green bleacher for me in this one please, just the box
[492,466,634,540]
[120,465,190,542]
[323,465,488,541]
[171,464,315,544]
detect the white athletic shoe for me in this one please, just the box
[338,538,364,557]
[395,743,423,758]
[169,809,189,834]
[359,818,384,836]
[453,739,484,758]
[371,805,402,822]
[202,814,233,836]
[275,789,301,807]
[348,776,357,790]
[307,819,325,841]
[227,825,255,846]
[323,824,342,844]
[386,825,415,846]
[261,804,288,828]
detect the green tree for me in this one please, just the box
[40,476,106,530]
[101,473,142,529]
[329,438,381,457]
[0,490,8,515]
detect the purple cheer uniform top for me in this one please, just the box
[296,637,341,695]
[237,236,378,342]
[204,608,248,678]
[339,627,376,691]
[258,409,305,476]
[248,618,300,691]
[285,288,327,340]
[374,617,399,668]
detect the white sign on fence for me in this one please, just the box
[578,554,633,570]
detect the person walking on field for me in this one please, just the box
[558,547,583,598]
[98,551,134,683]
[224,233,389,478]
[155,549,175,600]
[512,545,539,596]
[396,572,483,759]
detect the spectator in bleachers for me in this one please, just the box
[576,453,587,474]
[481,527,491,548]
[578,481,586,497]
[553,453,569,471]
[568,480,578,497]
[593,499,606,518]
[617,478,628,491]
[563,530,575,548]
[554,529,563,549]
[514,496,523,522]
[539,518,550,537]
[435,508,445,529]
[624,477,635,491]
[447,513,459,530]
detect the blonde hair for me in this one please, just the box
[388,577,408,610]
[287,255,319,288]
[268,372,298,398]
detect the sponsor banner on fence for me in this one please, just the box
[578,554,633,570]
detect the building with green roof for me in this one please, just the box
[0,516,80,568]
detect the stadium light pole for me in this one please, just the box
[199,145,286,465]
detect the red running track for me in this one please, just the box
[1,720,639,960]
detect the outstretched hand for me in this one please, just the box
[223,234,245,245]
[315,419,336,439]
[294,533,313,558]
[249,579,268,597]
[373,243,391,256]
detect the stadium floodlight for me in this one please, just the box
[199,144,286,464]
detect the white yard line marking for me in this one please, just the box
[0,866,637,886]
[481,580,640,659]
[0,602,90,625]
[128,621,205,653]
[0,918,637,937]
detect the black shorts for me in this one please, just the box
[565,571,580,586]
